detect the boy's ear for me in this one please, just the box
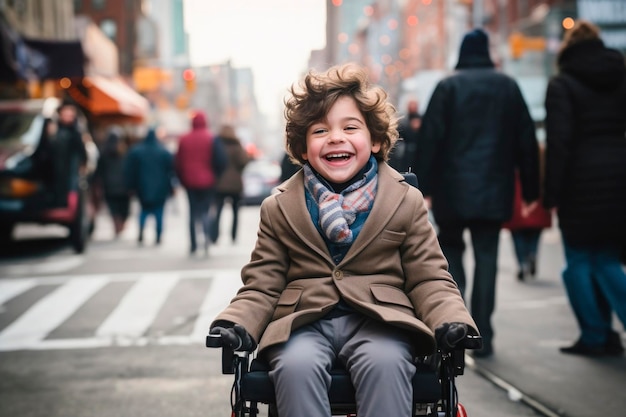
[371,142,381,153]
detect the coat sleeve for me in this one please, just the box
[402,188,479,334]
[210,198,289,342]
[543,78,574,209]
[414,81,450,196]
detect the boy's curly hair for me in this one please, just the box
[283,63,399,166]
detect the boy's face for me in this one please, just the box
[303,96,379,184]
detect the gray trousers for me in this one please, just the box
[264,312,416,417]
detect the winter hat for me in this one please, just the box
[455,28,494,69]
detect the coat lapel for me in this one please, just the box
[275,171,331,261]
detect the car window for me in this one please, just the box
[0,113,44,151]
[0,113,46,171]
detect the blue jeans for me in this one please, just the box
[511,229,541,270]
[561,238,626,346]
[138,204,164,242]
[185,188,214,252]
[437,220,501,347]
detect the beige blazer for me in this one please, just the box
[212,162,478,356]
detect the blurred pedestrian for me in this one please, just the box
[388,98,421,173]
[502,170,552,281]
[95,126,130,238]
[124,127,175,245]
[175,110,227,255]
[543,20,626,357]
[416,28,540,357]
[279,152,301,183]
[52,100,87,206]
[210,125,250,244]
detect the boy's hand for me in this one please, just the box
[435,322,468,352]
[209,324,257,352]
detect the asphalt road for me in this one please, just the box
[1,192,622,417]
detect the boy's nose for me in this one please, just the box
[329,129,345,142]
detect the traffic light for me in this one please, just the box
[182,69,196,92]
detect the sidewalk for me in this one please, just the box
[466,227,626,417]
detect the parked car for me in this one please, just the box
[241,158,281,206]
[0,98,95,253]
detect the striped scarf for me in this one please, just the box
[303,161,377,244]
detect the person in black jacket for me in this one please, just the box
[416,28,540,358]
[388,98,421,173]
[95,126,130,238]
[52,100,87,206]
[543,20,626,357]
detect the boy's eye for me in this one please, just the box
[312,128,327,134]
[345,126,357,131]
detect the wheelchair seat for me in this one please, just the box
[208,333,481,417]
[242,356,441,405]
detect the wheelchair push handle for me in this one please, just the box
[206,333,224,348]
[460,334,483,350]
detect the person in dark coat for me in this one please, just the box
[175,110,224,256]
[543,20,626,357]
[210,125,250,244]
[124,128,175,245]
[95,126,130,238]
[388,98,421,173]
[52,100,87,206]
[416,28,540,357]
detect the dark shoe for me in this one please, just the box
[517,270,525,281]
[138,233,144,245]
[560,340,605,356]
[527,255,536,276]
[605,331,624,356]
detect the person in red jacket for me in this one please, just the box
[503,171,552,281]
[175,110,226,256]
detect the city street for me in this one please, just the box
[0,191,623,417]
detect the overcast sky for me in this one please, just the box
[184,0,327,122]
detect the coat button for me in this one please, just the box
[334,270,343,280]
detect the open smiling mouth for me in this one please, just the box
[325,153,352,161]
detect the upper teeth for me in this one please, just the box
[327,153,349,159]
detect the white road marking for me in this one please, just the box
[0,277,108,350]
[0,256,85,276]
[192,271,242,341]
[95,274,180,339]
[0,270,242,351]
[0,279,37,305]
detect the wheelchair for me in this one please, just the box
[207,331,482,417]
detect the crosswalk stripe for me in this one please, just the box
[0,277,109,350]
[95,274,180,340]
[192,271,243,341]
[0,279,37,305]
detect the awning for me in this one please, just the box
[67,75,150,121]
